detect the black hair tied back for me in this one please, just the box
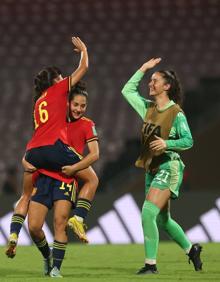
[69,81,88,101]
[158,69,183,106]
[33,66,62,104]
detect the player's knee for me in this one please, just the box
[156,213,169,230]
[77,169,99,190]
[54,215,68,233]
[22,157,37,172]
[21,192,32,200]
[17,194,31,206]
[28,223,41,238]
[89,173,99,190]
[141,200,160,225]
[84,171,99,189]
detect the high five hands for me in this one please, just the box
[72,36,87,53]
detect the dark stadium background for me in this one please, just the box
[0,0,220,245]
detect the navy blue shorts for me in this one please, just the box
[31,174,77,210]
[25,139,81,171]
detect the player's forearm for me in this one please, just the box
[72,152,99,172]
[78,47,89,73]
[70,48,89,87]
[122,70,144,97]
[165,136,193,151]
[121,70,148,119]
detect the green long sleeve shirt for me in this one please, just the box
[122,70,193,158]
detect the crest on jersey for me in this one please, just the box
[92,126,97,136]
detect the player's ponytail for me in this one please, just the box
[69,80,88,102]
[158,70,184,106]
[33,66,62,104]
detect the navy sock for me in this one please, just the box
[10,214,25,235]
[52,240,67,270]
[74,198,92,219]
[33,237,50,259]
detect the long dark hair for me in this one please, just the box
[69,81,88,102]
[33,66,62,104]
[158,70,184,106]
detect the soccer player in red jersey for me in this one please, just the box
[39,82,99,243]
[65,81,99,242]
[6,36,92,258]
[36,81,99,243]
[26,82,99,277]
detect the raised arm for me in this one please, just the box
[70,37,89,87]
[121,58,161,120]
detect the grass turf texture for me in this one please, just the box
[0,242,219,282]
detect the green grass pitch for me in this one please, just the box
[0,242,219,282]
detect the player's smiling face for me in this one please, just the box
[70,94,87,120]
[148,72,170,97]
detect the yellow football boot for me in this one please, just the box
[68,216,88,243]
[5,233,18,258]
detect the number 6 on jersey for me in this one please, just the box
[34,100,49,129]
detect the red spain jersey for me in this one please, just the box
[26,77,70,150]
[38,116,98,184]
[67,116,98,155]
